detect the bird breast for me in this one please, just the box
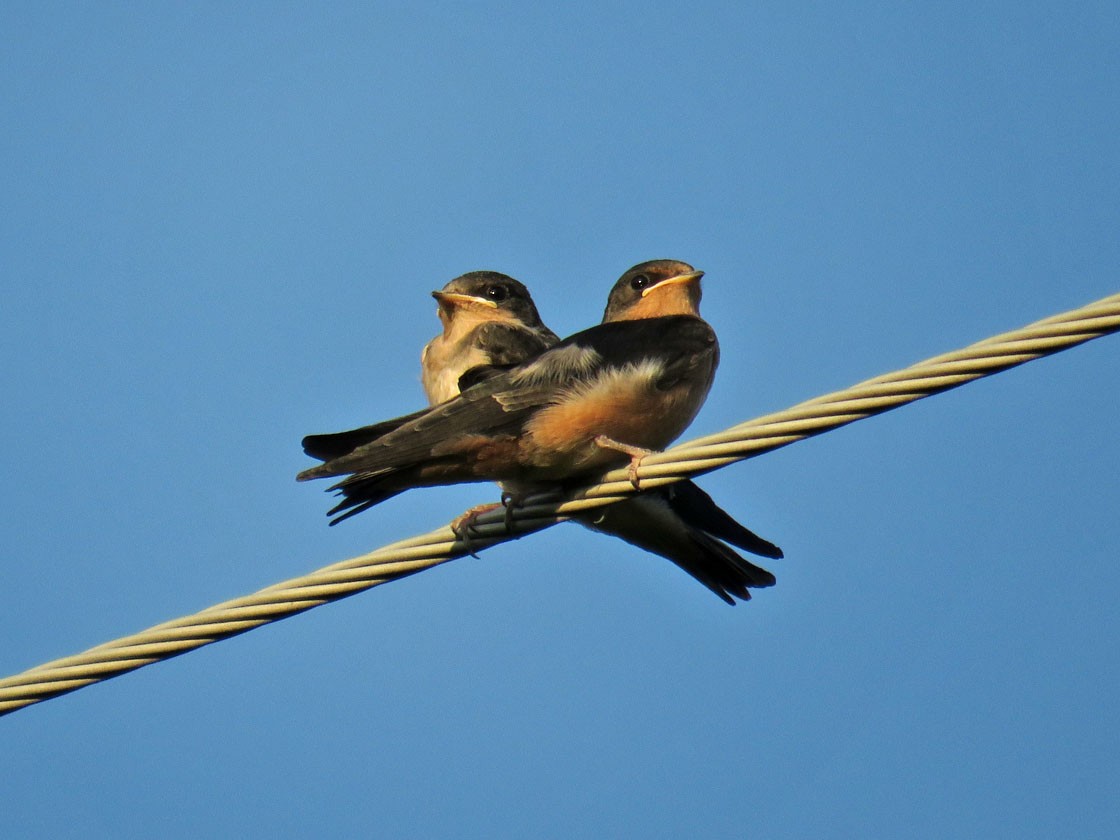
[519,357,711,476]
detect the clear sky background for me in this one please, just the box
[2,3,1118,838]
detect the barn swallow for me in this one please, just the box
[300,261,782,603]
[299,260,717,497]
[421,272,560,405]
[426,267,782,602]
[297,259,712,504]
[301,273,557,463]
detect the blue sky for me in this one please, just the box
[2,3,1118,837]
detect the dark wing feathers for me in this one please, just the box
[299,315,718,486]
[649,324,719,391]
[475,321,559,367]
[296,377,538,482]
[456,322,559,392]
[301,408,430,462]
[571,315,715,371]
[456,364,513,392]
[571,315,718,392]
[306,324,559,465]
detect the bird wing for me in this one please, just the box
[455,321,559,392]
[474,321,560,366]
[301,408,430,462]
[303,325,560,464]
[297,316,716,483]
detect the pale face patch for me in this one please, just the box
[421,316,513,404]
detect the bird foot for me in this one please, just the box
[449,494,527,556]
[593,435,655,490]
[450,502,504,556]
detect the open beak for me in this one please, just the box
[641,270,704,297]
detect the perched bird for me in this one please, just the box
[421,272,559,405]
[299,260,716,496]
[302,272,556,465]
[300,261,782,603]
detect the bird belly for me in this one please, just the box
[421,337,492,404]
[519,361,708,478]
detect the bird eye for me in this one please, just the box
[485,284,508,301]
[629,274,650,291]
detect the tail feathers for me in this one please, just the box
[675,529,776,605]
[575,492,776,605]
[666,481,784,560]
[323,471,409,525]
[326,497,379,526]
[302,408,429,462]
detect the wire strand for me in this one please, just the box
[2,290,1118,716]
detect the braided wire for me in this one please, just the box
[2,291,1118,717]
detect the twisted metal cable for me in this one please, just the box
[2,291,1118,717]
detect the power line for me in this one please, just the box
[2,290,1117,717]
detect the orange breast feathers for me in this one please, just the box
[520,359,704,475]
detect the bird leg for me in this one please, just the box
[593,435,655,490]
[449,491,529,555]
[500,490,527,532]
[450,502,504,556]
